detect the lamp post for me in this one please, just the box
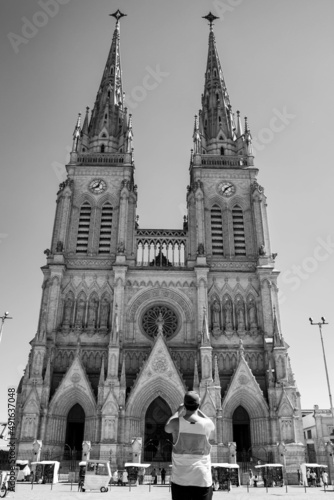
[309,317,334,431]
[0,312,12,344]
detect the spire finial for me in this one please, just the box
[110,9,127,24]
[202,12,219,30]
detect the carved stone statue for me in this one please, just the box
[211,300,221,327]
[197,243,205,256]
[224,299,233,331]
[248,299,258,329]
[88,298,98,327]
[75,298,86,326]
[259,244,266,256]
[236,303,245,331]
[56,240,63,252]
[156,313,164,335]
[63,296,74,325]
[100,297,110,329]
[211,299,222,338]
[117,241,125,254]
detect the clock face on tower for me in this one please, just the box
[89,179,107,194]
[218,181,236,197]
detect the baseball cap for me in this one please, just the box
[184,391,200,408]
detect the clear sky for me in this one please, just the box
[0,0,334,422]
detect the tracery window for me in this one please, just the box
[232,205,246,255]
[211,205,224,256]
[99,203,113,254]
[142,305,178,339]
[76,202,91,253]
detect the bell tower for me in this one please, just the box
[16,10,137,460]
[186,12,305,468]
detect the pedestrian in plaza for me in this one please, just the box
[113,469,118,485]
[122,469,128,486]
[161,467,166,485]
[253,475,258,487]
[322,470,329,488]
[138,468,144,485]
[165,391,215,500]
[311,470,317,487]
[151,468,157,485]
[306,468,311,487]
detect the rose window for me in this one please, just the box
[142,305,178,339]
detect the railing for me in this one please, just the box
[238,448,273,473]
[76,153,125,165]
[194,155,248,168]
[136,229,187,268]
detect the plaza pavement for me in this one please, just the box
[5,483,334,500]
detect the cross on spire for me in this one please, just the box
[110,9,127,23]
[202,12,219,29]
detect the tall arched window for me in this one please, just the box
[232,205,246,255]
[99,203,113,254]
[211,205,224,256]
[76,202,91,253]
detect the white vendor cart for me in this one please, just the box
[82,459,111,492]
[31,461,60,484]
[124,463,151,485]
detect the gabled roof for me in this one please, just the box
[125,332,186,419]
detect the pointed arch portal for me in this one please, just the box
[233,405,251,461]
[65,403,85,457]
[144,397,172,463]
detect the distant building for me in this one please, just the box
[302,406,334,470]
[16,11,306,478]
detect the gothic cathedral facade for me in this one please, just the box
[16,12,305,472]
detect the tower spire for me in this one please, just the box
[87,10,129,152]
[201,13,234,150]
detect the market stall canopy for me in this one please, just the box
[211,463,239,468]
[124,463,151,468]
[255,464,283,468]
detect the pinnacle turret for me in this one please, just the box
[193,13,253,163]
[72,11,131,155]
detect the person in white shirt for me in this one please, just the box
[165,391,215,500]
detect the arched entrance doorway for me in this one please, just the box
[144,397,172,462]
[65,403,85,460]
[233,406,251,462]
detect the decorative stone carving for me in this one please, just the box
[152,356,168,373]
[238,374,249,385]
[71,372,81,384]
